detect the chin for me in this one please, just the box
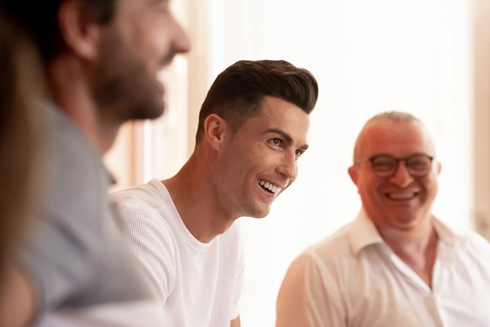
[132,100,164,120]
[247,208,271,219]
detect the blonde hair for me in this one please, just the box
[0,13,44,281]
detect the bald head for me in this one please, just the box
[353,111,435,161]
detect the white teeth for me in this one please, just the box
[258,180,282,194]
[389,193,415,200]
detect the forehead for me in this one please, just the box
[242,96,310,140]
[359,120,434,157]
[115,0,169,16]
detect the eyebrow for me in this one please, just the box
[266,128,309,150]
[150,0,169,5]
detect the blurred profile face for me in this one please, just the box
[348,119,441,231]
[93,0,190,122]
[213,96,310,219]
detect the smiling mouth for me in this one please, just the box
[386,192,417,200]
[258,179,282,195]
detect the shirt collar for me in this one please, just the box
[349,208,384,255]
[431,217,457,247]
[349,208,458,255]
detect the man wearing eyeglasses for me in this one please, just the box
[276,111,490,327]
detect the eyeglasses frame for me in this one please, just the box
[354,153,434,178]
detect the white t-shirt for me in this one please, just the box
[276,209,490,327]
[112,179,244,327]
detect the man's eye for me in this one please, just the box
[372,160,395,171]
[295,149,305,158]
[409,160,430,171]
[270,138,282,146]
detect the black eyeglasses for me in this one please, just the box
[354,153,434,178]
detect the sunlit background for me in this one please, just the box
[105,0,490,325]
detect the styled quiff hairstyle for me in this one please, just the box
[0,0,116,63]
[195,60,319,144]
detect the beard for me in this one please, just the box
[92,26,166,124]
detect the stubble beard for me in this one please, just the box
[92,27,165,125]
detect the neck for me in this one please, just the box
[378,215,438,288]
[48,54,120,154]
[163,151,236,243]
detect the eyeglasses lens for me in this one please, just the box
[371,155,431,177]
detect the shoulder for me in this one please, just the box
[46,104,106,183]
[301,223,354,264]
[112,180,178,256]
[434,218,490,255]
[280,222,361,294]
[454,227,490,255]
[112,180,177,239]
[40,105,112,225]
[112,180,164,211]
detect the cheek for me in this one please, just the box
[123,21,166,64]
[145,21,170,52]
[418,174,437,191]
[424,178,439,200]
[361,179,384,202]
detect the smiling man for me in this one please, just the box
[276,111,490,327]
[0,0,189,325]
[112,60,318,326]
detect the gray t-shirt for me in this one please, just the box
[18,103,150,322]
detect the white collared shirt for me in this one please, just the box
[276,209,490,327]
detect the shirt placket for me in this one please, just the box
[383,244,446,327]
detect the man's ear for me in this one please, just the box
[58,0,104,60]
[203,114,228,151]
[348,165,358,185]
[435,160,442,176]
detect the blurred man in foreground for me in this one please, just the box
[0,0,190,325]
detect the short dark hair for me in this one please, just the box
[195,60,319,143]
[0,0,116,63]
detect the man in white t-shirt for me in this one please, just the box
[112,60,319,326]
[276,111,490,327]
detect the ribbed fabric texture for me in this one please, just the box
[112,179,245,326]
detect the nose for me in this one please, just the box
[389,161,413,188]
[171,15,191,54]
[277,151,298,185]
